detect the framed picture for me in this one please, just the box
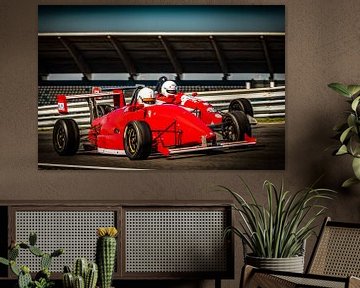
[38,5,285,170]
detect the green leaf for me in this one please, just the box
[352,157,360,180]
[328,83,351,97]
[340,127,353,143]
[347,114,356,127]
[351,96,360,112]
[336,145,348,155]
[347,85,360,98]
[342,177,360,188]
[347,135,360,157]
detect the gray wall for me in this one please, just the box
[1,1,359,287]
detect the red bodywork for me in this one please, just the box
[89,103,216,156]
[56,87,255,158]
[157,92,223,127]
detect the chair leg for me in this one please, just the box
[349,276,360,288]
[215,278,221,288]
[249,273,296,288]
[240,265,296,288]
[240,265,255,288]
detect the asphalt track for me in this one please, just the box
[38,123,285,170]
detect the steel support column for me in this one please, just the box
[108,35,137,80]
[58,36,92,81]
[260,35,274,80]
[158,35,182,79]
[209,35,229,80]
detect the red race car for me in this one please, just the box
[155,78,256,135]
[53,86,255,160]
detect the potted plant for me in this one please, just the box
[222,179,335,273]
[0,232,63,288]
[328,83,360,187]
[96,227,118,288]
[62,258,98,288]
[62,227,118,288]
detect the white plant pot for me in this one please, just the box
[245,254,305,273]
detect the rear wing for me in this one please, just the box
[56,85,143,114]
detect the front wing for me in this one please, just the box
[167,139,256,155]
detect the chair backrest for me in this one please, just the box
[307,217,360,277]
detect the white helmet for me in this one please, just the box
[137,87,156,105]
[161,80,178,97]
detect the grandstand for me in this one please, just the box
[38,6,285,106]
[38,81,286,106]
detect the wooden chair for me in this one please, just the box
[241,217,360,288]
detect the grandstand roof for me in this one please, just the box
[38,6,284,80]
[38,33,285,80]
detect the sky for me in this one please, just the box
[38,5,285,33]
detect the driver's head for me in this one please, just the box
[161,81,178,97]
[137,87,156,105]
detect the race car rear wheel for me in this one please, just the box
[229,98,254,117]
[124,121,152,160]
[53,118,80,155]
[222,111,251,141]
[97,104,114,117]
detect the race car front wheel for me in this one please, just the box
[53,118,80,155]
[222,111,251,141]
[124,121,152,160]
[228,98,254,117]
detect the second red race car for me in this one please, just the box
[155,77,257,137]
[52,86,255,160]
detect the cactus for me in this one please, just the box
[9,246,19,260]
[10,260,21,276]
[29,232,37,246]
[63,265,72,273]
[29,245,44,257]
[85,263,98,288]
[63,272,74,288]
[74,258,87,279]
[63,259,98,288]
[0,232,63,288]
[35,268,51,281]
[41,253,52,270]
[74,275,85,288]
[96,227,118,288]
[19,243,30,249]
[18,269,32,288]
[51,248,64,258]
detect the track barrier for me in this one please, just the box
[38,86,285,131]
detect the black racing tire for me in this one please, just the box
[222,111,252,141]
[229,98,254,117]
[124,121,152,160]
[97,104,114,117]
[53,118,80,155]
